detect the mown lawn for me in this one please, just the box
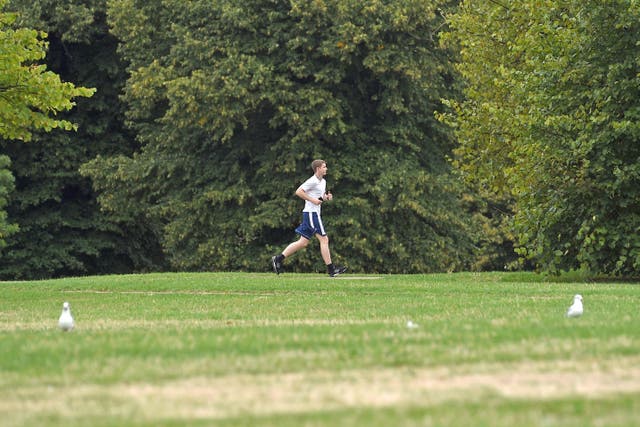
[1,272,639,426]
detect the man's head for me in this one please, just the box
[311,159,327,178]
[311,159,326,172]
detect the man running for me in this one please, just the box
[271,159,347,277]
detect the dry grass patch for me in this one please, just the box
[4,357,640,425]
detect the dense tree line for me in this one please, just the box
[0,0,94,270]
[0,0,163,279]
[444,0,640,275]
[82,0,479,273]
[1,0,639,278]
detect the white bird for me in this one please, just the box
[406,320,419,329]
[566,294,583,318]
[58,302,74,331]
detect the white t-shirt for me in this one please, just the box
[299,174,326,214]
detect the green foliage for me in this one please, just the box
[0,0,95,260]
[0,155,18,247]
[0,0,164,279]
[85,0,479,273]
[443,0,640,275]
[0,0,94,141]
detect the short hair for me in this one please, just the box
[311,159,326,172]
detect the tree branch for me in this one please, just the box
[487,0,511,11]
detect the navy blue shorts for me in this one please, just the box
[295,212,326,239]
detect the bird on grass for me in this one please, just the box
[566,294,583,318]
[58,302,74,331]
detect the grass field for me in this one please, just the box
[1,272,639,426]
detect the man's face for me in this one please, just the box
[316,163,327,178]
